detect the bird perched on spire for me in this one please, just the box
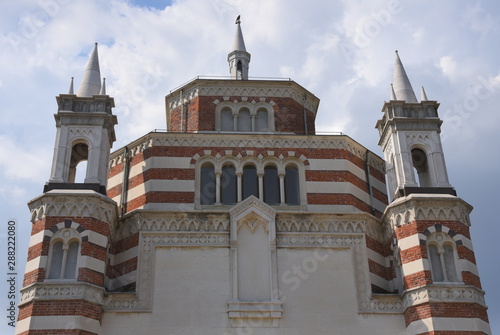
[235,15,241,24]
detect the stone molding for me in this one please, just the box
[108,133,386,173]
[166,80,320,113]
[28,192,118,226]
[19,282,105,306]
[382,196,473,238]
[402,285,487,310]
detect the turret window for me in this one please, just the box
[47,228,81,280]
[68,142,89,183]
[411,148,430,187]
[427,232,460,283]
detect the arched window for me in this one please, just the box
[411,148,430,187]
[47,228,81,280]
[68,142,88,183]
[221,164,237,204]
[256,109,268,131]
[427,232,460,283]
[242,165,258,199]
[285,165,300,205]
[237,108,251,132]
[221,108,233,131]
[200,163,216,205]
[264,165,280,205]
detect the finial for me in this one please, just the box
[100,78,106,95]
[421,86,428,101]
[68,77,74,94]
[235,15,241,24]
[390,84,397,100]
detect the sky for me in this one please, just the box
[0,0,499,333]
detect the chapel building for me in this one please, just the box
[15,19,491,335]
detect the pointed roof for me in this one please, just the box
[76,43,101,97]
[232,17,247,52]
[392,51,418,103]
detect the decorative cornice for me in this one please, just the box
[402,285,486,310]
[19,283,105,306]
[382,195,473,238]
[109,132,386,173]
[28,192,118,226]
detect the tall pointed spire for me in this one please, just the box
[228,16,251,80]
[232,15,246,52]
[392,51,418,103]
[76,43,101,97]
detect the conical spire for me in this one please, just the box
[232,16,247,52]
[68,77,74,94]
[420,86,428,101]
[392,51,418,103]
[228,16,251,80]
[76,43,101,97]
[100,78,106,95]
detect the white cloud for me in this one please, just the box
[438,56,457,79]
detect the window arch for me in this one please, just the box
[221,163,237,204]
[237,108,251,132]
[242,164,259,200]
[221,108,233,131]
[47,228,81,280]
[256,108,269,131]
[411,147,430,187]
[263,165,280,205]
[215,102,275,132]
[427,232,460,283]
[284,164,300,205]
[68,142,89,183]
[200,162,216,205]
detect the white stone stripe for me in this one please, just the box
[80,256,106,274]
[306,181,386,213]
[402,258,430,277]
[367,248,388,268]
[398,234,425,251]
[370,272,391,292]
[86,231,108,248]
[308,158,387,194]
[25,256,47,273]
[15,315,101,334]
[28,230,45,248]
[107,270,137,292]
[124,179,195,204]
[460,259,479,277]
[112,246,138,266]
[108,156,193,189]
[406,317,491,334]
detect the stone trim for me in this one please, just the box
[19,282,105,306]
